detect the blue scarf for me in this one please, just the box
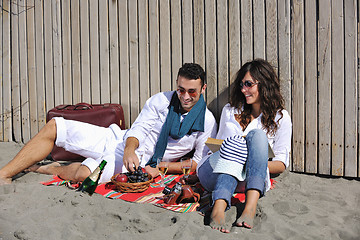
[146,91,206,167]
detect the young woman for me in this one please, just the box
[188,59,292,232]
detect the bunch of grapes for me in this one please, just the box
[124,166,150,183]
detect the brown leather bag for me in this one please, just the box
[163,183,201,205]
[46,103,125,161]
[178,185,201,203]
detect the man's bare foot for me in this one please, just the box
[0,177,12,185]
[209,200,230,233]
[26,162,61,175]
[235,213,254,229]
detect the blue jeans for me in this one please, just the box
[198,129,268,210]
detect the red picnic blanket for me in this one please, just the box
[42,175,274,213]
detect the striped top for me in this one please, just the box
[219,135,248,166]
[210,135,248,181]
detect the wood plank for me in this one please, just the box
[149,0,160,96]
[241,0,253,62]
[89,0,100,104]
[205,0,218,120]
[108,0,120,104]
[99,0,110,103]
[2,0,11,141]
[11,0,21,142]
[331,0,344,176]
[119,0,130,128]
[344,0,358,177]
[253,0,265,59]
[138,0,149,108]
[44,0,54,113]
[0,0,3,140]
[228,0,241,82]
[159,0,171,92]
[182,0,193,63]
[18,0,30,142]
[34,0,46,129]
[26,0,38,138]
[304,0,318,174]
[71,0,81,103]
[292,0,305,172]
[278,0,292,112]
[80,0,91,103]
[171,0,182,88]
[216,0,229,112]
[358,1,360,178]
[62,0,72,104]
[193,0,205,74]
[52,0,63,106]
[129,0,140,123]
[318,0,332,175]
[358,2,360,177]
[266,0,278,69]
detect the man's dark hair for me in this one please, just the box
[177,63,206,86]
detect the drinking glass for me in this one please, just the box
[157,157,169,187]
[180,157,193,179]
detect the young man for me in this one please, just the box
[0,63,217,185]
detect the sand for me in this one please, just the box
[0,142,359,240]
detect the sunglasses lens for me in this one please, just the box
[177,89,198,97]
[245,81,253,87]
[240,81,256,89]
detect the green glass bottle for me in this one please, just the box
[77,160,107,196]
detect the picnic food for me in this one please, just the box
[77,160,107,196]
[115,174,128,183]
[124,166,150,183]
[111,166,153,193]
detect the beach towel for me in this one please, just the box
[42,175,275,213]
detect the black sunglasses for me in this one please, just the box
[239,80,258,89]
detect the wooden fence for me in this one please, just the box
[292,0,359,178]
[0,0,358,178]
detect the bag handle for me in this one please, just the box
[55,103,93,110]
[73,103,93,110]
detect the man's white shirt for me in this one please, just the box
[124,91,217,167]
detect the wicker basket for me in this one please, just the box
[111,173,153,193]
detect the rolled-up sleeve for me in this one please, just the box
[216,104,231,139]
[272,111,292,168]
[192,110,218,163]
[124,92,170,146]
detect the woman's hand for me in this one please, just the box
[145,165,159,178]
[268,160,286,174]
[179,174,199,185]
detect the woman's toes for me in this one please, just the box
[235,215,254,229]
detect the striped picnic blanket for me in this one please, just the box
[42,175,274,213]
[42,174,201,212]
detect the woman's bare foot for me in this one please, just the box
[26,162,61,175]
[209,199,230,233]
[235,189,259,229]
[235,213,254,229]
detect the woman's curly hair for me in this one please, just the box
[230,59,285,135]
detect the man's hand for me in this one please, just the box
[145,165,159,178]
[123,137,140,172]
[123,150,139,173]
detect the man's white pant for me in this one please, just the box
[54,117,127,183]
